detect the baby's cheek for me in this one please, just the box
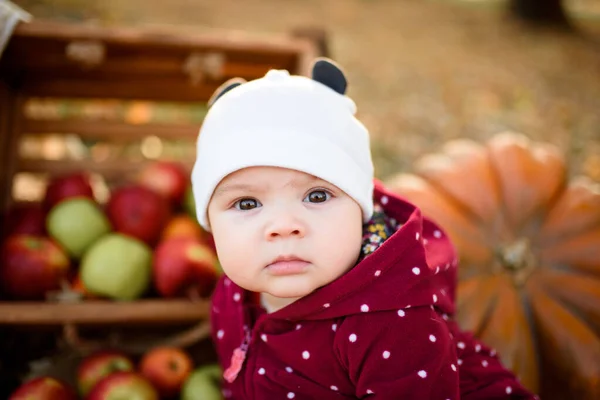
[320,238,361,277]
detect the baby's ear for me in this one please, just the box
[311,57,347,95]
[208,77,247,107]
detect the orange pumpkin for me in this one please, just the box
[386,132,600,400]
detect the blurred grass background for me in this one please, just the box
[11,0,600,181]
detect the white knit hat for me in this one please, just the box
[191,58,374,231]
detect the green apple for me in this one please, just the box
[80,233,152,300]
[184,185,197,220]
[46,198,111,258]
[181,364,223,400]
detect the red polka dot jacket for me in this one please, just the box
[209,180,537,399]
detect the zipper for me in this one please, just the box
[223,324,252,383]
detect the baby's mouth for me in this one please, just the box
[266,255,310,276]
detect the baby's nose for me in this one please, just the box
[265,214,306,240]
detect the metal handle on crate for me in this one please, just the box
[61,320,211,355]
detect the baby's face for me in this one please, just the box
[207,166,363,306]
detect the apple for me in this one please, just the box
[0,235,70,300]
[153,237,219,298]
[9,376,77,400]
[137,161,188,205]
[2,204,46,237]
[43,172,95,212]
[77,350,135,397]
[139,346,193,397]
[180,188,217,252]
[46,198,111,259]
[181,364,223,400]
[160,214,205,242]
[106,185,171,245]
[87,372,158,400]
[205,233,217,253]
[80,233,152,300]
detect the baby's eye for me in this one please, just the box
[234,198,262,210]
[304,190,331,203]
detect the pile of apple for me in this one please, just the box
[9,346,223,400]
[0,161,220,302]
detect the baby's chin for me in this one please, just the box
[261,279,329,300]
[265,289,312,300]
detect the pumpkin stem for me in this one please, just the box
[497,238,536,285]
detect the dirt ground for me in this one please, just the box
[12,0,600,181]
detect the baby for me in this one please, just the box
[191,58,536,399]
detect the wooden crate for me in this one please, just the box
[0,19,320,330]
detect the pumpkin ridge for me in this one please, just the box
[536,223,600,249]
[514,178,569,245]
[528,285,600,397]
[386,173,494,264]
[479,278,539,390]
[538,229,600,276]
[456,277,487,309]
[416,173,500,247]
[475,290,499,338]
[420,176,505,253]
[486,133,568,235]
[538,262,597,279]
[537,270,600,335]
[522,277,546,392]
[458,276,501,338]
[483,139,517,235]
[536,177,600,244]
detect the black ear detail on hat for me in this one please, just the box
[311,58,347,95]
[208,77,247,107]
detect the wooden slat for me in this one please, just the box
[17,159,195,179]
[21,119,200,141]
[0,299,209,326]
[2,51,289,80]
[0,23,302,91]
[0,21,316,101]
[11,20,310,55]
[18,76,223,102]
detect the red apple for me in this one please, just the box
[105,185,171,245]
[87,372,158,400]
[205,233,217,253]
[9,376,77,400]
[139,346,193,397]
[2,204,46,237]
[43,172,95,211]
[137,161,189,205]
[0,235,70,300]
[77,350,135,397]
[153,238,219,298]
[160,214,206,242]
